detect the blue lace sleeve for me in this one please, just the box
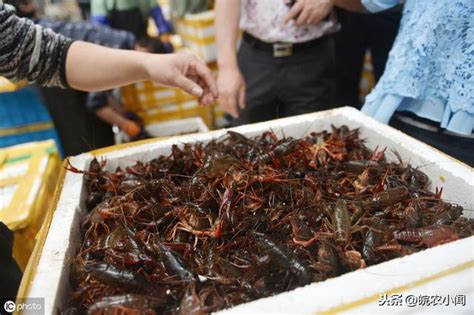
[362,0,474,136]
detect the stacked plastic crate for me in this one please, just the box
[121,80,214,128]
[360,52,376,101]
[0,77,62,153]
[174,10,216,63]
[0,140,61,270]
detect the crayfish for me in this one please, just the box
[67,126,472,314]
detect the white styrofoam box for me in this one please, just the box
[26,107,474,314]
[145,117,209,137]
[114,117,209,144]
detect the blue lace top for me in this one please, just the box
[360,0,474,136]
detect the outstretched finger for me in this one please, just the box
[238,84,246,109]
[283,1,303,25]
[197,77,214,105]
[192,60,218,98]
[221,93,238,118]
[175,74,204,97]
[295,7,311,26]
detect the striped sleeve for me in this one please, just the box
[0,3,74,88]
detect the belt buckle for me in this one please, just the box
[273,43,293,57]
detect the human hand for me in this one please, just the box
[143,53,217,105]
[217,67,246,118]
[283,0,333,27]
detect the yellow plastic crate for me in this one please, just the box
[121,81,195,112]
[175,10,216,62]
[0,77,27,93]
[122,62,219,128]
[0,140,61,270]
[121,61,217,112]
[360,51,376,100]
[137,99,214,128]
[212,104,229,128]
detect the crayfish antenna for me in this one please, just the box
[64,158,83,174]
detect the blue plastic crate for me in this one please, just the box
[0,87,63,155]
[0,129,61,148]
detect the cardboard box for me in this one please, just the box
[24,108,473,313]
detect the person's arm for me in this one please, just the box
[65,42,216,105]
[95,106,142,137]
[85,91,141,137]
[215,0,245,118]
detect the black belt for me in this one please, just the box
[395,112,474,139]
[242,32,329,57]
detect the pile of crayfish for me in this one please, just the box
[65,126,472,314]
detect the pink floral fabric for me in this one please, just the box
[239,0,337,43]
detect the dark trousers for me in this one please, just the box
[390,116,474,167]
[335,8,402,108]
[236,36,336,125]
[0,222,22,309]
[40,88,114,157]
[77,2,91,20]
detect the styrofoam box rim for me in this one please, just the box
[116,117,209,144]
[27,107,474,314]
[145,117,209,137]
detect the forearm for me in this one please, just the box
[95,106,129,127]
[332,0,366,12]
[65,41,150,91]
[215,0,241,70]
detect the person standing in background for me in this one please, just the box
[76,0,91,20]
[91,0,173,38]
[170,0,210,18]
[361,0,473,165]
[216,0,338,125]
[335,5,402,108]
[315,0,473,165]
